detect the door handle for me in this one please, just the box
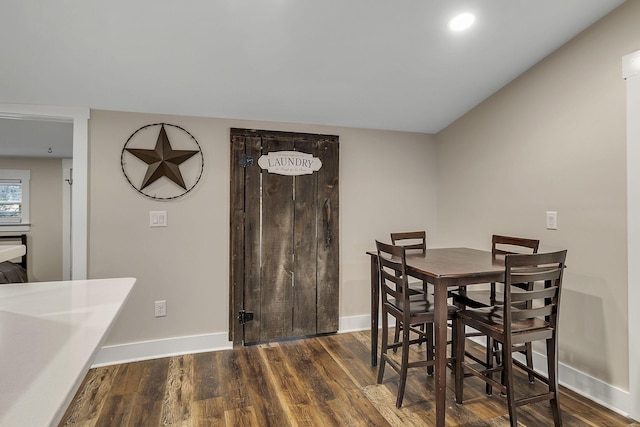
[324,199,332,248]
[286,269,295,288]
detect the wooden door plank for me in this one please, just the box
[292,138,318,336]
[260,136,295,341]
[316,138,340,334]
[243,136,263,344]
[229,135,246,345]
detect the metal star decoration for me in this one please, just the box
[125,124,199,190]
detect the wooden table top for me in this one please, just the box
[368,247,505,284]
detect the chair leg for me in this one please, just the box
[396,323,411,408]
[449,318,458,377]
[485,336,493,396]
[499,344,507,396]
[502,342,518,427]
[495,340,506,396]
[546,337,562,426]
[525,342,535,383]
[395,321,427,353]
[494,339,502,365]
[426,323,434,375]
[377,311,389,384]
[454,318,465,404]
[393,322,401,353]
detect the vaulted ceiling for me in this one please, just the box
[0,0,626,142]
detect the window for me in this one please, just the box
[0,169,30,231]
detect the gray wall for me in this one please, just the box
[88,110,438,345]
[436,0,640,390]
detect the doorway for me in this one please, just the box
[0,104,89,279]
[230,128,339,345]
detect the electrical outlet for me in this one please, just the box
[154,300,167,317]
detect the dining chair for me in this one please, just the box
[451,234,540,385]
[390,231,431,356]
[454,250,567,427]
[390,231,428,295]
[375,240,458,408]
[390,231,426,255]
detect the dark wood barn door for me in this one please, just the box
[230,129,339,345]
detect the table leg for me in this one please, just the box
[370,254,379,366]
[433,283,447,427]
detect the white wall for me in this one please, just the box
[436,0,640,394]
[624,48,640,421]
[89,110,438,348]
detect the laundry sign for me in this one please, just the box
[258,151,323,176]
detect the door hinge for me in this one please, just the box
[238,310,254,324]
[240,154,254,167]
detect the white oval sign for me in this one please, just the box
[258,151,322,176]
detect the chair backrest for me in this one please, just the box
[502,250,567,337]
[492,234,539,256]
[390,231,426,255]
[490,235,540,291]
[376,240,411,306]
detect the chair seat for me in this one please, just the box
[391,294,458,317]
[451,289,497,308]
[451,289,528,308]
[407,280,427,295]
[458,306,551,333]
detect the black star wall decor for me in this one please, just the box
[126,125,198,190]
[121,123,204,200]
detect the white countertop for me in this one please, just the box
[0,277,135,427]
[0,244,26,263]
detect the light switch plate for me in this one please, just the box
[150,211,167,227]
[546,211,558,230]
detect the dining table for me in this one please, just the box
[367,247,505,427]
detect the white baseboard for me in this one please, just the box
[91,315,633,421]
[92,332,232,368]
[534,347,631,418]
[93,315,375,367]
[466,336,632,419]
[339,314,374,332]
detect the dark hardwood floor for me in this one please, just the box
[60,330,639,426]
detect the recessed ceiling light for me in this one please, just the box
[449,13,475,32]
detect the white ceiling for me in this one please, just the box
[0,0,626,149]
[0,118,73,158]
